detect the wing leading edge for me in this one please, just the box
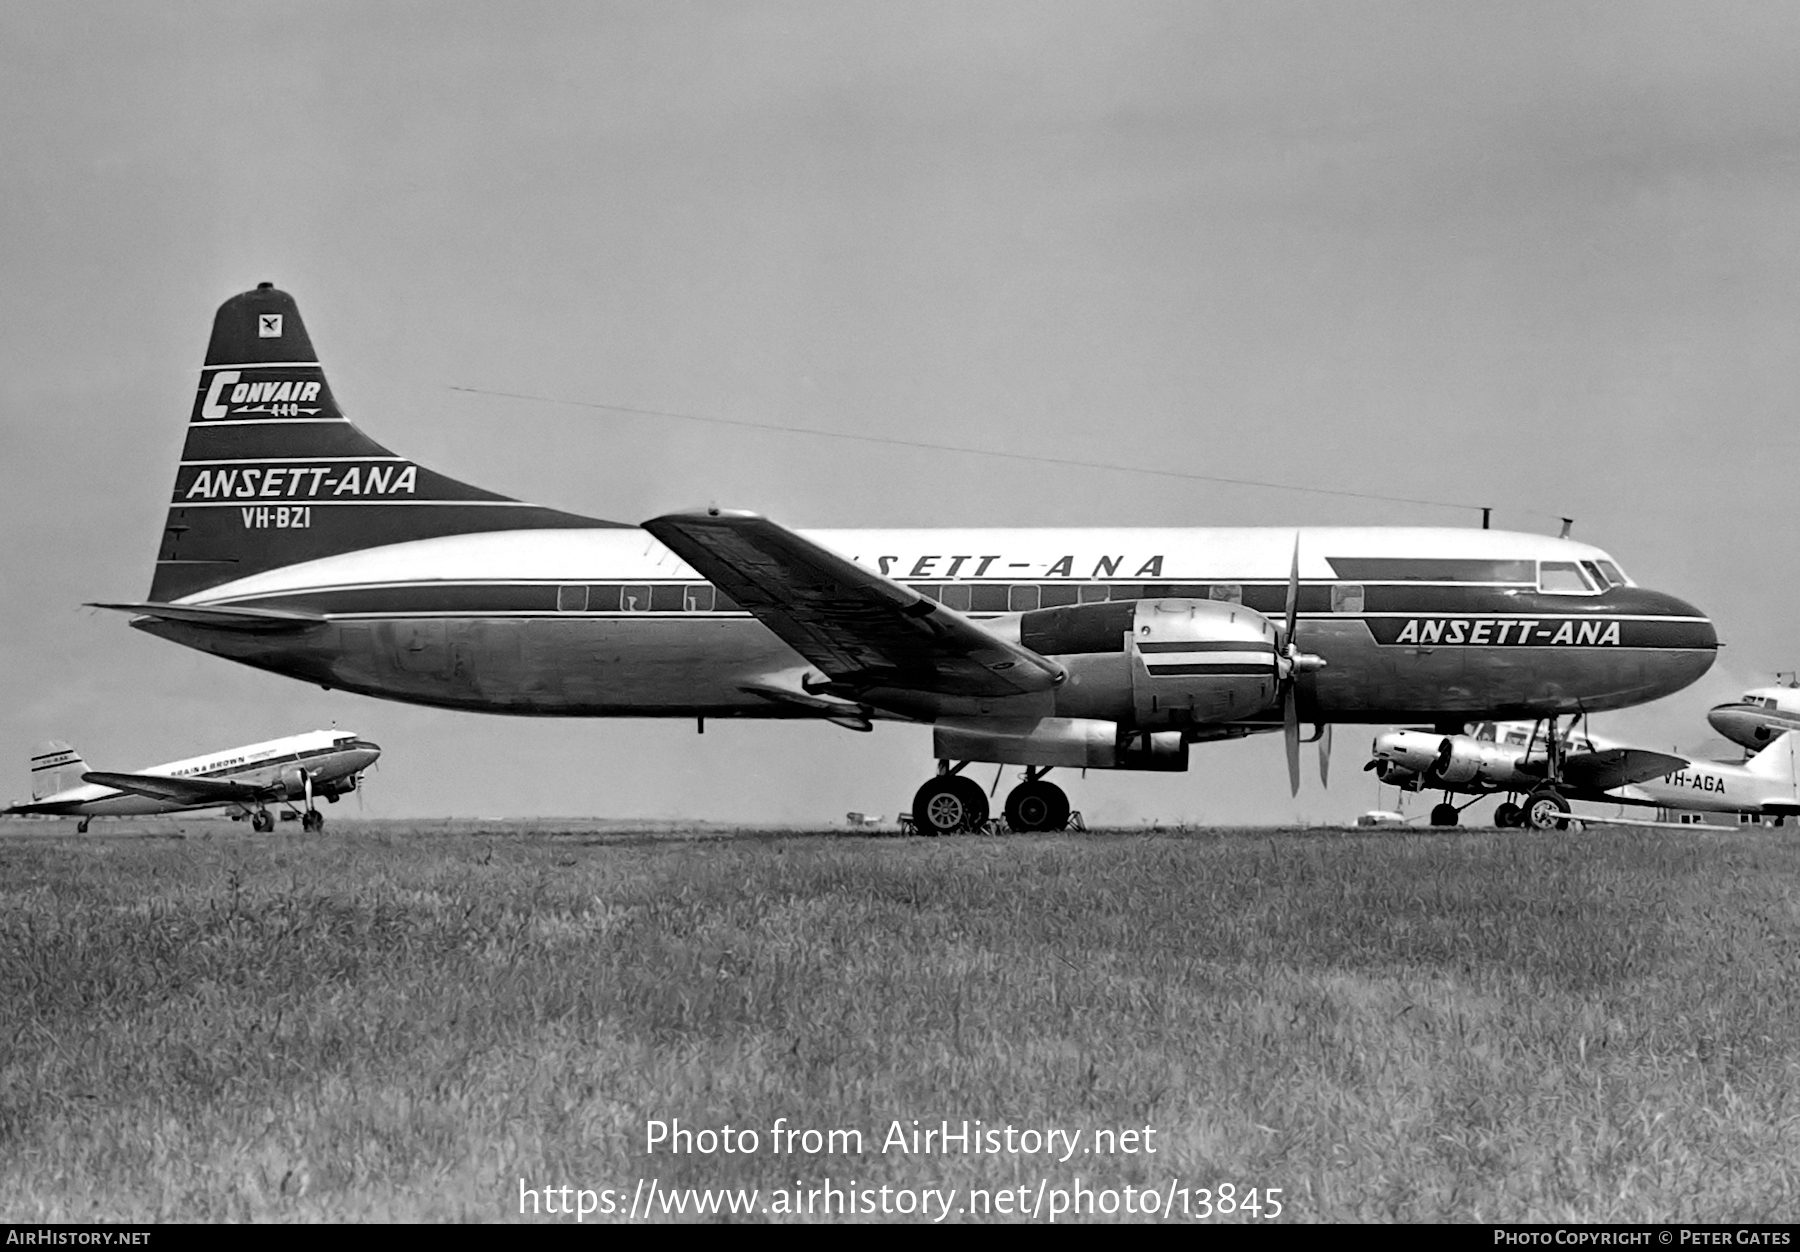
[643,510,1063,699]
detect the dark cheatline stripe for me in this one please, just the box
[1136,639,1274,654]
[1144,663,1274,677]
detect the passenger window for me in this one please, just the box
[1009,585,1040,612]
[1039,583,1079,608]
[970,585,1010,613]
[1078,583,1110,603]
[557,585,588,612]
[1538,562,1594,594]
[1330,583,1365,614]
[621,585,652,611]
[908,583,944,601]
[1109,584,1144,602]
[713,589,740,612]
[939,584,972,611]
[651,584,686,612]
[588,585,622,612]
[685,585,714,612]
[1209,584,1243,604]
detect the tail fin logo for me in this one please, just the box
[200,370,326,420]
[259,314,283,337]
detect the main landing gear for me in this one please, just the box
[252,809,275,833]
[910,763,1073,834]
[1004,769,1071,833]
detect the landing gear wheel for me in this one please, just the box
[1493,802,1522,829]
[912,776,989,835]
[301,809,324,833]
[1430,803,1460,827]
[1004,780,1071,832]
[1522,790,1571,831]
[252,810,274,833]
[77,818,90,834]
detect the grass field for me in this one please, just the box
[2,818,1797,1222]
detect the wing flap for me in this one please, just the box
[644,510,1062,697]
[81,771,266,805]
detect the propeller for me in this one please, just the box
[1318,723,1333,788]
[1276,535,1328,796]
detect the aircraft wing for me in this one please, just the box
[643,510,1064,697]
[80,771,268,806]
[1561,748,1690,794]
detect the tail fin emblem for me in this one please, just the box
[258,314,282,337]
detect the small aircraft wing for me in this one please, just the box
[643,510,1063,697]
[1562,748,1690,794]
[81,771,268,806]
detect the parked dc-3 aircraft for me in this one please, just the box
[4,730,380,832]
[1708,679,1800,751]
[1366,721,1800,829]
[93,285,1718,832]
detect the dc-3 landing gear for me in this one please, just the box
[251,809,275,833]
[301,808,325,833]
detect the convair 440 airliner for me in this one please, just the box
[5,730,380,832]
[93,285,1717,832]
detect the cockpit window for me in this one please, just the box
[1594,560,1628,587]
[1538,561,1595,594]
[1580,561,1612,589]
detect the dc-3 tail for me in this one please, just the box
[148,284,622,603]
[30,741,88,801]
[1743,731,1799,786]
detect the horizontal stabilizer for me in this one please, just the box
[86,601,324,632]
[81,771,264,805]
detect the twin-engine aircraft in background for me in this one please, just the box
[4,731,380,832]
[92,285,1718,832]
[1366,721,1800,829]
[1708,677,1800,752]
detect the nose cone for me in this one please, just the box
[1707,704,1782,750]
[1619,588,1717,703]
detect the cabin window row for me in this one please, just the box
[557,584,739,613]
[551,581,1372,615]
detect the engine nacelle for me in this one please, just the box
[1022,598,1282,731]
[1367,729,1525,789]
[933,718,1188,772]
[1431,736,1521,786]
[277,764,310,800]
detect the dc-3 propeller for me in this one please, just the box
[1276,535,1330,796]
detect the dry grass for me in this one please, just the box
[1,819,1797,1222]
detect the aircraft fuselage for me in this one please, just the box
[133,525,1715,727]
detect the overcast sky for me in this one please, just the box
[3,2,1797,823]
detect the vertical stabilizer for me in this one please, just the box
[151,284,623,602]
[1744,732,1799,786]
[30,741,88,801]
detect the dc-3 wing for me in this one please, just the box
[642,510,1064,698]
[1561,748,1690,794]
[81,771,270,806]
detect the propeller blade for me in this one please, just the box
[1284,534,1300,646]
[1285,688,1301,796]
[1318,723,1332,787]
